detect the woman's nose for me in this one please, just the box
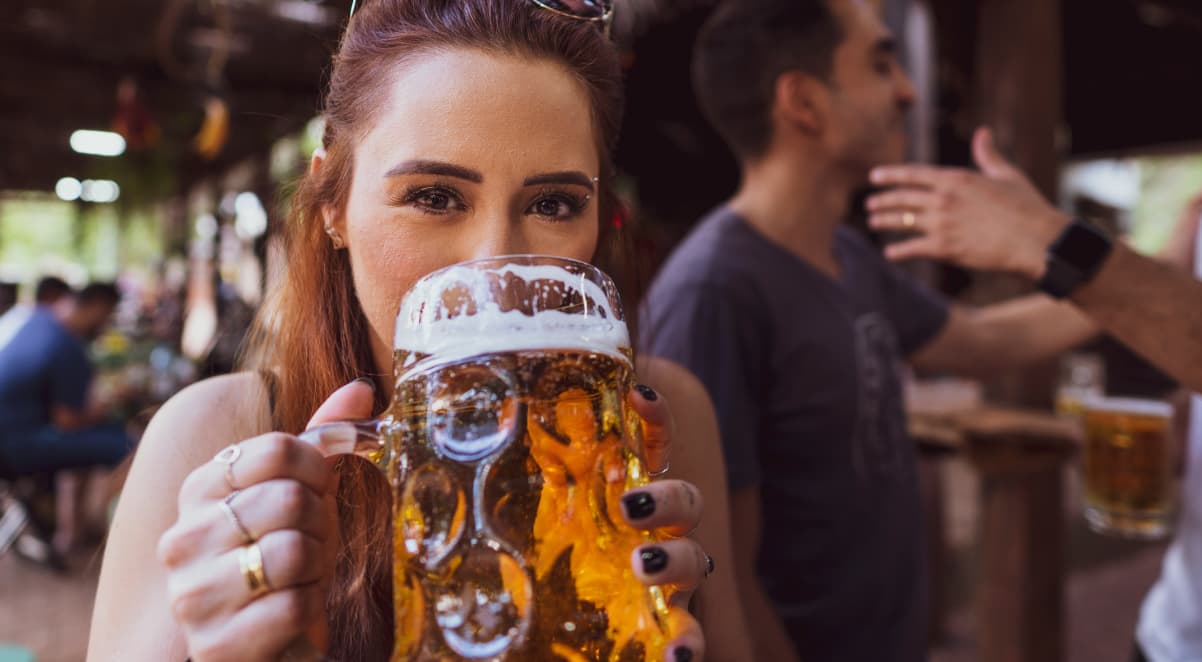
[461,215,530,262]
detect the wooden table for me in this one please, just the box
[909,381,1082,662]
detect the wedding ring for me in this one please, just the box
[649,461,670,478]
[220,492,255,543]
[240,542,271,597]
[214,445,242,491]
[902,211,917,229]
[704,553,715,579]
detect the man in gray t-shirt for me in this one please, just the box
[644,211,947,661]
[643,2,1100,660]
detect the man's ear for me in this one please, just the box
[774,70,829,135]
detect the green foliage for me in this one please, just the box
[1130,154,1202,254]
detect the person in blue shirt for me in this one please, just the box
[0,282,131,552]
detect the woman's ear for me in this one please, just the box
[311,148,347,247]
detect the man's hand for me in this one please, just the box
[865,127,1072,280]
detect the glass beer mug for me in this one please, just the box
[302,256,670,660]
[1081,396,1175,540]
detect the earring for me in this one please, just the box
[324,225,345,250]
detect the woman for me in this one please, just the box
[88,1,750,660]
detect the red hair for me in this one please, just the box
[242,0,633,656]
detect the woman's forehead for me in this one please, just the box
[356,49,600,179]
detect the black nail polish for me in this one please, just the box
[354,377,377,392]
[674,648,694,662]
[635,384,658,401]
[640,546,668,574]
[622,491,656,520]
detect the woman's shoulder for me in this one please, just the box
[144,371,274,464]
[635,355,715,412]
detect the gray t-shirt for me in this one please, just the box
[641,208,949,662]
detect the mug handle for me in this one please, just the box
[298,419,390,470]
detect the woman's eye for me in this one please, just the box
[402,186,464,214]
[528,194,586,220]
[417,191,453,210]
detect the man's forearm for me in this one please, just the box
[970,295,1099,369]
[912,296,1098,377]
[1073,243,1202,392]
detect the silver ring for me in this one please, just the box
[214,445,242,491]
[649,461,670,478]
[220,492,255,543]
[704,553,715,579]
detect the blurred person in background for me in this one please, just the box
[642,1,1101,660]
[35,275,73,310]
[0,282,131,553]
[869,156,1202,662]
[0,276,75,352]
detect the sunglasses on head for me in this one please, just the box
[350,0,614,33]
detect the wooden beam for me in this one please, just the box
[972,0,1064,197]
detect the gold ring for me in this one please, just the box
[220,492,255,543]
[649,461,670,479]
[240,542,271,597]
[214,445,242,491]
[902,211,917,229]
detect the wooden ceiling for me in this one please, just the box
[0,0,351,194]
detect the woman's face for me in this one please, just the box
[324,48,602,366]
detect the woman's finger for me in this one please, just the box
[179,433,333,506]
[619,479,702,537]
[169,529,327,625]
[630,384,675,475]
[631,538,710,593]
[663,606,706,662]
[162,480,330,563]
[221,480,328,544]
[185,586,326,662]
[305,378,377,430]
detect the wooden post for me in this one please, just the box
[963,410,1079,662]
[967,0,1067,407]
[972,0,1063,197]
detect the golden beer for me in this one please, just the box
[1082,397,1175,539]
[302,257,669,661]
[387,347,666,660]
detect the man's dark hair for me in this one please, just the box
[77,282,121,308]
[692,0,844,160]
[35,276,72,305]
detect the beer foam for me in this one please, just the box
[1084,396,1173,418]
[394,262,630,366]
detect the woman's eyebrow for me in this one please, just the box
[385,159,483,183]
[523,171,595,191]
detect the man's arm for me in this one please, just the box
[911,296,1098,376]
[867,127,1202,391]
[730,487,802,662]
[1072,242,1202,392]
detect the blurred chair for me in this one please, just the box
[0,459,65,572]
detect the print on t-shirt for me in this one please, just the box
[852,312,906,481]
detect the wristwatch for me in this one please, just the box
[1036,218,1114,299]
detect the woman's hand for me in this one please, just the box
[624,384,711,662]
[157,380,374,661]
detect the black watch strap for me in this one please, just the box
[1036,218,1114,299]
